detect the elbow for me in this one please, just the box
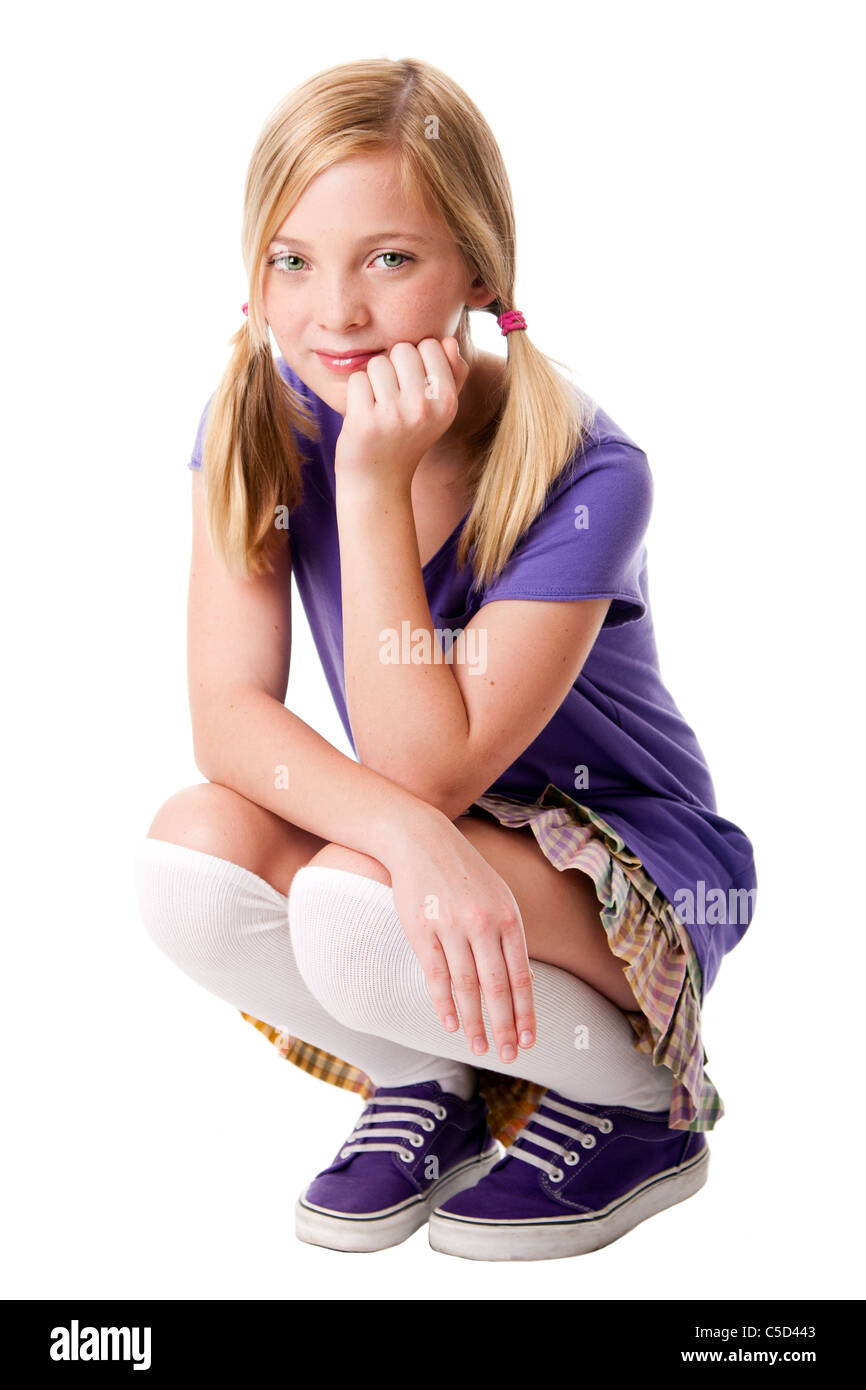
[407,784,472,823]
[193,739,218,783]
[418,759,488,823]
[353,740,475,822]
[191,716,222,783]
[355,753,459,820]
[428,783,477,823]
[393,768,475,823]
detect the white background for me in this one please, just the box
[3,0,863,1303]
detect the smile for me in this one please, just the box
[314,349,383,373]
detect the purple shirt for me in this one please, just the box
[189,356,757,996]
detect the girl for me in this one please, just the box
[133,56,757,1262]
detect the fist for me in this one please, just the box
[334,337,470,487]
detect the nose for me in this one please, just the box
[313,271,370,337]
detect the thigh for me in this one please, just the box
[307,816,640,1012]
[145,782,329,897]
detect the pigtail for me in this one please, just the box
[198,312,318,580]
[455,303,598,590]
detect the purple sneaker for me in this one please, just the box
[295,1080,501,1252]
[428,1088,709,1261]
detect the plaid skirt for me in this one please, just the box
[240,783,723,1145]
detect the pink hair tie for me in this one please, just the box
[241,302,249,316]
[496,309,527,335]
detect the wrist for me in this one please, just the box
[368,794,455,868]
[334,461,415,505]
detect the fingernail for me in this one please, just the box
[519,1030,534,1046]
[500,1044,516,1062]
[472,1036,487,1055]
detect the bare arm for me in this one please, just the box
[187,468,448,862]
[336,470,470,808]
[333,340,610,819]
[336,470,610,819]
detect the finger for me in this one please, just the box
[470,937,520,1064]
[498,923,537,1049]
[412,932,460,1034]
[362,350,400,402]
[344,364,375,410]
[386,340,428,400]
[416,338,458,409]
[435,937,489,1058]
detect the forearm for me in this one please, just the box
[192,682,450,865]
[336,471,471,800]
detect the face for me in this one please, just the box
[260,148,493,417]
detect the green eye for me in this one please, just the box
[270,253,305,273]
[378,252,408,269]
[267,249,413,274]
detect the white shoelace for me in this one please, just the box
[509,1095,614,1182]
[339,1093,448,1164]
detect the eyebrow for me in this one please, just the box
[267,231,433,250]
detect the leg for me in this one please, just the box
[144,781,329,896]
[288,830,675,1113]
[135,783,477,1094]
[306,814,641,1011]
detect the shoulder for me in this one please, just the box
[523,398,653,544]
[557,399,652,499]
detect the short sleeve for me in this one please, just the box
[187,391,215,471]
[476,440,653,628]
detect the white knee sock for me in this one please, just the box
[288,865,675,1112]
[133,838,477,1099]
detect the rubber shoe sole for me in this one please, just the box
[428,1144,709,1261]
[295,1142,501,1253]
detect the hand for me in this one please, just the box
[334,337,471,491]
[385,815,537,1065]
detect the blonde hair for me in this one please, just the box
[199,56,598,587]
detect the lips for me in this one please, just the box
[315,348,382,363]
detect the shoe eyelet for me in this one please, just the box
[420,1117,436,1131]
[549,1168,565,1183]
[581,1134,596,1148]
[434,1105,447,1120]
[410,1133,424,1147]
[564,1150,580,1165]
[599,1118,614,1133]
[399,1149,414,1163]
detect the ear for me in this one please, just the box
[465,274,497,313]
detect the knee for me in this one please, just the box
[133,835,208,970]
[133,832,277,975]
[144,783,252,861]
[287,862,406,1031]
[304,841,392,886]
